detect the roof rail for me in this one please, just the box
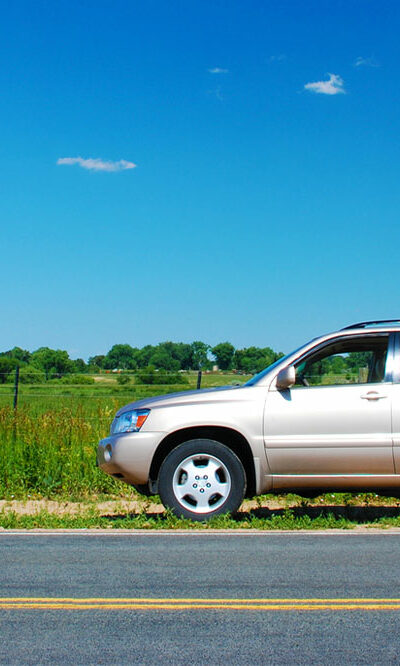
[341,319,400,330]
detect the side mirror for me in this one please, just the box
[276,366,296,390]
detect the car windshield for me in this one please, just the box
[244,344,307,386]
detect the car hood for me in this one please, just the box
[116,384,244,416]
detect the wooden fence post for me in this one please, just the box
[13,366,20,410]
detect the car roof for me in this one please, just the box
[248,321,400,387]
[341,319,400,330]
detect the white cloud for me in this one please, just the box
[206,86,224,101]
[215,86,223,101]
[57,157,137,172]
[269,54,286,62]
[304,73,345,95]
[208,67,229,74]
[354,56,379,68]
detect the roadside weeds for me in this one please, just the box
[1,494,400,530]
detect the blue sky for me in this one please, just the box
[1,0,400,359]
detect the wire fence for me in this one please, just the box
[0,368,248,410]
[0,370,249,495]
[0,367,249,376]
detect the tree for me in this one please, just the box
[212,342,235,370]
[234,346,264,373]
[329,355,346,375]
[149,349,180,371]
[31,348,73,379]
[88,355,106,369]
[0,357,17,383]
[190,341,210,369]
[137,345,155,368]
[72,358,87,373]
[1,347,31,364]
[103,344,138,370]
[172,343,193,370]
[234,346,283,373]
[345,352,372,371]
[157,342,192,370]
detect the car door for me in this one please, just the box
[264,333,395,476]
[389,333,400,472]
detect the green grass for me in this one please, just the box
[1,505,400,530]
[0,374,249,498]
[0,507,355,530]
[1,375,400,532]
[0,372,251,414]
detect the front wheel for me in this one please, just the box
[158,439,246,521]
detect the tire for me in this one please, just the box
[158,439,246,521]
[132,483,153,497]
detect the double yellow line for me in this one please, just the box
[1,597,400,611]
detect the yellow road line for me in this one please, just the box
[1,598,400,611]
[1,597,400,603]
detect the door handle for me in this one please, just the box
[360,391,388,400]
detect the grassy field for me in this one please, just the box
[0,372,250,499]
[1,371,400,529]
[0,371,249,409]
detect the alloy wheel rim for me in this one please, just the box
[172,453,231,514]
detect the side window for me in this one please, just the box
[293,336,389,388]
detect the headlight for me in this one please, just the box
[111,409,150,434]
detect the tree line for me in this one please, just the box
[0,341,284,384]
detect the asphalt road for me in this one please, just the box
[1,531,400,664]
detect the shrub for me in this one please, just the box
[19,366,45,384]
[135,366,188,385]
[116,374,131,385]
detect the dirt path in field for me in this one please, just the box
[2,496,400,520]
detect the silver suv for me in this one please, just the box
[97,320,400,520]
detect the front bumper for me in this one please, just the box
[97,430,165,486]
